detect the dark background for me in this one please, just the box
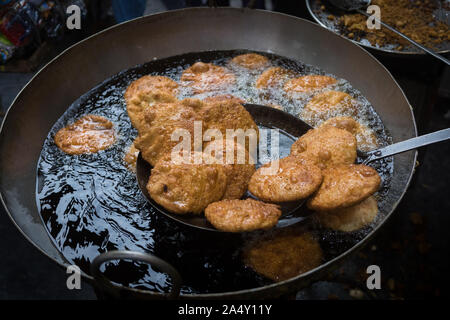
[0,0,449,299]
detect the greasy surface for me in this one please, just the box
[147,152,227,214]
[248,156,323,202]
[316,196,379,232]
[53,114,115,155]
[134,98,203,166]
[203,94,245,104]
[284,75,336,94]
[290,126,357,169]
[205,199,281,232]
[124,75,178,105]
[204,138,255,200]
[123,139,139,172]
[320,116,378,152]
[300,90,357,126]
[255,67,295,89]
[181,62,235,94]
[230,53,269,70]
[243,230,323,282]
[308,164,381,211]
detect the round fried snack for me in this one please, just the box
[123,139,139,172]
[320,117,378,152]
[255,67,294,89]
[204,139,255,200]
[54,115,115,155]
[299,91,357,126]
[134,98,205,166]
[283,75,336,94]
[203,94,245,105]
[243,231,323,282]
[200,100,259,152]
[181,62,235,94]
[126,90,177,132]
[124,75,178,105]
[205,199,281,232]
[230,53,269,69]
[307,164,381,211]
[248,156,323,202]
[147,152,228,214]
[316,196,378,232]
[290,126,357,170]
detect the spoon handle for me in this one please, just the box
[357,9,450,66]
[362,128,450,164]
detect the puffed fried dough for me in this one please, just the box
[320,117,378,152]
[307,164,381,211]
[123,138,139,172]
[134,98,205,166]
[290,125,357,170]
[204,138,255,200]
[299,91,356,126]
[242,231,323,282]
[181,62,235,94]
[203,94,245,105]
[205,199,281,232]
[255,67,294,89]
[200,100,259,149]
[283,75,336,94]
[147,152,228,214]
[124,75,178,105]
[230,53,269,69]
[316,196,378,232]
[54,114,115,155]
[126,90,177,132]
[248,156,323,202]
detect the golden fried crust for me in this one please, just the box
[243,231,323,282]
[320,117,378,152]
[181,62,235,94]
[283,75,336,94]
[134,99,205,166]
[205,199,281,232]
[123,139,139,172]
[126,90,177,132]
[124,75,178,105]
[200,100,259,149]
[307,164,381,211]
[230,53,269,69]
[147,152,227,214]
[203,94,245,105]
[299,91,357,126]
[255,67,294,89]
[248,156,323,202]
[316,196,378,232]
[290,126,357,170]
[54,115,115,155]
[204,139,256,200]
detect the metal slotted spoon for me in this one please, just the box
[136,104,450,232]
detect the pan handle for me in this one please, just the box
[90,250,182,299]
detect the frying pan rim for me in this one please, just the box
[305,0,450,56]
[0,7,418,298]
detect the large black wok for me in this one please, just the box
[0,7,417,299]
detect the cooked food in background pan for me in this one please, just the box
[205,198,281,232]
[290,125,357,170]
[230,53,270,70]
[283,75,336,95]
[181,62,236,94]
[54,114,115,155]
[255,67,295,89]
[299,90,357,126]
[316,196,379,232]
[243,230,323,281]
[204,138,255,200]
[248,156,323,202]
[148,152,228,215]
[308,164,381,211]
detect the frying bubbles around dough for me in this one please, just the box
[124,75,178,106]
[230,53,269,70]
[181,62,236,94]
[283,75,337,95]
